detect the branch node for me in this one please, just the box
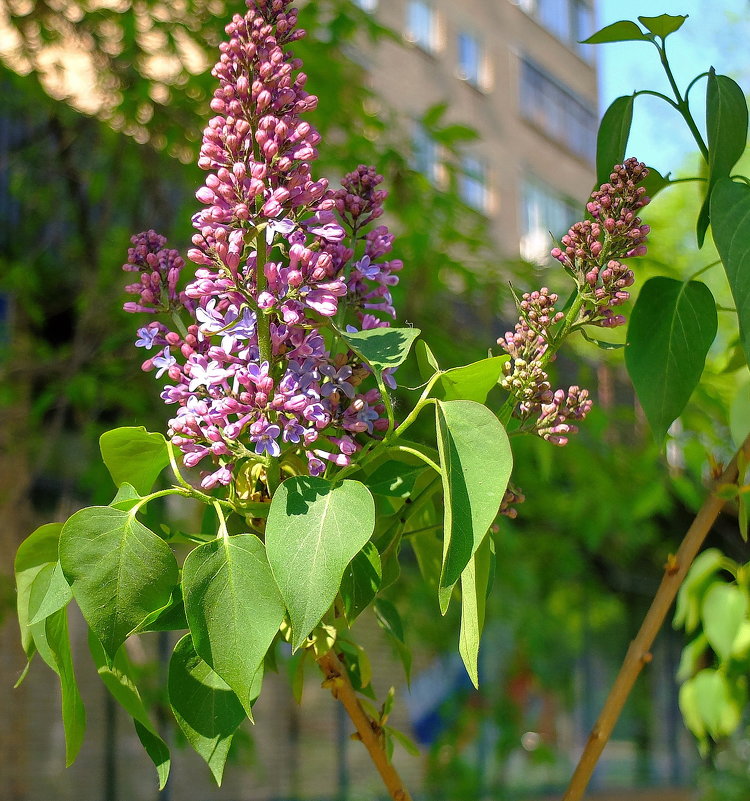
[641,651,653,664]
[664,553,679,574]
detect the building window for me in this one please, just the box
[459,155,490,213]
[520,176,579,264]
[352,0,378,12]
[405,1,437,53]
[513,0,595,59]
[411,124,439,183]
[457,32,482,87]
[519,58,596,161]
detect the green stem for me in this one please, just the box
[171,310,188,338]
[255,229,272,364]
[376,372,395,435]
[687,259,721,281]
[128,487,189,518]
[633,88,679,109]
[213,499,229,541]
[657,40,709,161]
[390,444,441,474]
[167,440,235,509]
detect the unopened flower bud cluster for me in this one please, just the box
[499,159,650,446]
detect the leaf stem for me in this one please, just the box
[389,444,441,474]
[212,499,229,541]
[562,432,750,801]
[170,310,189,339]
[633,88,679,110]
[317,650,413,801]
[687,259,722,281]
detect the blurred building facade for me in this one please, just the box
[356,0,599,262]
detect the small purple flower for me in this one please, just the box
[354,255,381,281]
[250,419,281,457]
[187,357,230,392]
[320,364,355,399]
[152,347,177,379]
[266,217,296,245]
[135,326,160,349]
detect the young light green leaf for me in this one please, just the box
[414,338,440,381]
[88,632,170,789]
[596,95,634,187]
[340,542,382,623]
[28,570,86,766]
[458,534,492,689]
[385,725,421,757]
[99,426,170,494]
[637,14,687,38]
[625,277,717,442]
[182,533,282,716]
[168,634,247,786]
[730,377,750,448]
[691,668,744,739]
[712,179,750,367]
[110,482,142,511]
[702,583,748,661]
[674,548,724,632]
[374,598,411,682]
[266,477,375,649]
[59,506,179,660]
[678,675,706,740]
[434,356,508,404]
[698,71,749,246]
[676,634,708,683]
[15,522,61,657]
[581,20,650,44]
[340,327,421,374]
[435,400,512,612]
[29,562,72,624]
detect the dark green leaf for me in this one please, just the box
[183,533,282,716]
[135,585,188,633]
[168,634,247,786]
[596,95,634,187]
[340,542,382,623]
[15,522,61,657]
[581,20,650,44]
[340,327,421,374]
[266,477,375,649]
[459,534,492,688]
[28,562,71,624]
[712,179,750,366]
[625,277,717,442]
[99,426,170,494]
[435,400,512,612]
[641,166,671,201]
[637,14,688,38]
[374,598,411,681]
[434,356,508,404]
[698,72,749,246]
[89,632,170,789]
[28,570,86,766]
[59,506,179,660]
[363,462,424,498]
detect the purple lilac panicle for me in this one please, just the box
[123,1,401,491]
[499,158,650,446]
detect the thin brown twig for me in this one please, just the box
[317,650,413,801]
[563,432,750,801]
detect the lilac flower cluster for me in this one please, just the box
[123,0,401,492]
[498,159,650,446]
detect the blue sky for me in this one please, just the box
[596,0,749,173]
